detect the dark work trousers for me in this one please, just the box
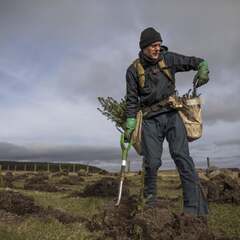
[141,110,208,216]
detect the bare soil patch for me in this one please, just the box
[0,190,86,224]
[56,175,85,185]
[201,172,240,204]
[88,195,237,240]
[70,177,129,198]
[2,171,14,188]
[0,190,41,215]
[23,174,59,192]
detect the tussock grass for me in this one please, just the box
[0,170,239,239]
[209,203,240,237]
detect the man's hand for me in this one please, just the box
[193,60,209,88]
[124,118,136,142]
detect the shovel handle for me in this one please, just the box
[115,134,132,207]
[120,134,132,160]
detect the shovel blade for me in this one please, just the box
[115,179,124,206]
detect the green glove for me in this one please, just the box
[194,60,209,88]
[124,117,136,141]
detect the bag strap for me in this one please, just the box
[132,57,173,88]
[132,59,145,88]
[158,58,173,82]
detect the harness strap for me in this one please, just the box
[133,59,145,88]
[158,59,173,82]
[132,57,173,88]
[132,57,175,117]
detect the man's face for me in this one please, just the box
[143,41,161,60]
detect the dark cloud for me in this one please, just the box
[0,142,30,157]
[0,141,238,171]
[0,142,120,162]
[0,142,139,171]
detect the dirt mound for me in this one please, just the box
[0,190,86,224]
[2,172,14,188]
[88,195,139,239]
[77,169,89,177]
[25,174,49,184]
[13,173,31,181]
[57,175,85,185]
[24,174,59,192]
[73,177,129,198]
[89,195,237,240]
[98,170,109,175]
[51,171,69,177]
[201,173,240,204]
[0,190,41,215]
[133,209,212,240]
[24,182,59,192]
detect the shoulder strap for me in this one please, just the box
[132,57,173,88]
[132,58,145,88]
[158,58,173,82]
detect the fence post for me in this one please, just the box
[0,165,3,187]
[207,157,210,169]
[59,164,62,172]
[206,157,211,176]
[86,165,89,175]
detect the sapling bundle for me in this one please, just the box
[97,97,127,132]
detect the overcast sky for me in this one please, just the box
[0,0,239,171]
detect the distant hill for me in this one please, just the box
[0,160,108,173]
[0,142,112,173]
[0,142,30,158]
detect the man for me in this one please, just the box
[125,27,209,216]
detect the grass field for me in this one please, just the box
[0,169,239,239]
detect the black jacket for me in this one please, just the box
[125,46,204,118]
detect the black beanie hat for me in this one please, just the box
[139,27,162,49]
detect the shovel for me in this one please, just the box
[115,133,132,206]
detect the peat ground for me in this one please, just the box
[0,168,239,239]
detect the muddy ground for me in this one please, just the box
[56,175,85,185]
[0,190,86,224]
[23,174,60,192]
[0,169,240,239]
[0,189,238,239]
[89,195,239,240]
[200,172,240,204]
[70,177,129,198]
[2,171,14,188]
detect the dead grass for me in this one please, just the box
[0,169,239,239]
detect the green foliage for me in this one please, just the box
[97,96,127,132]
